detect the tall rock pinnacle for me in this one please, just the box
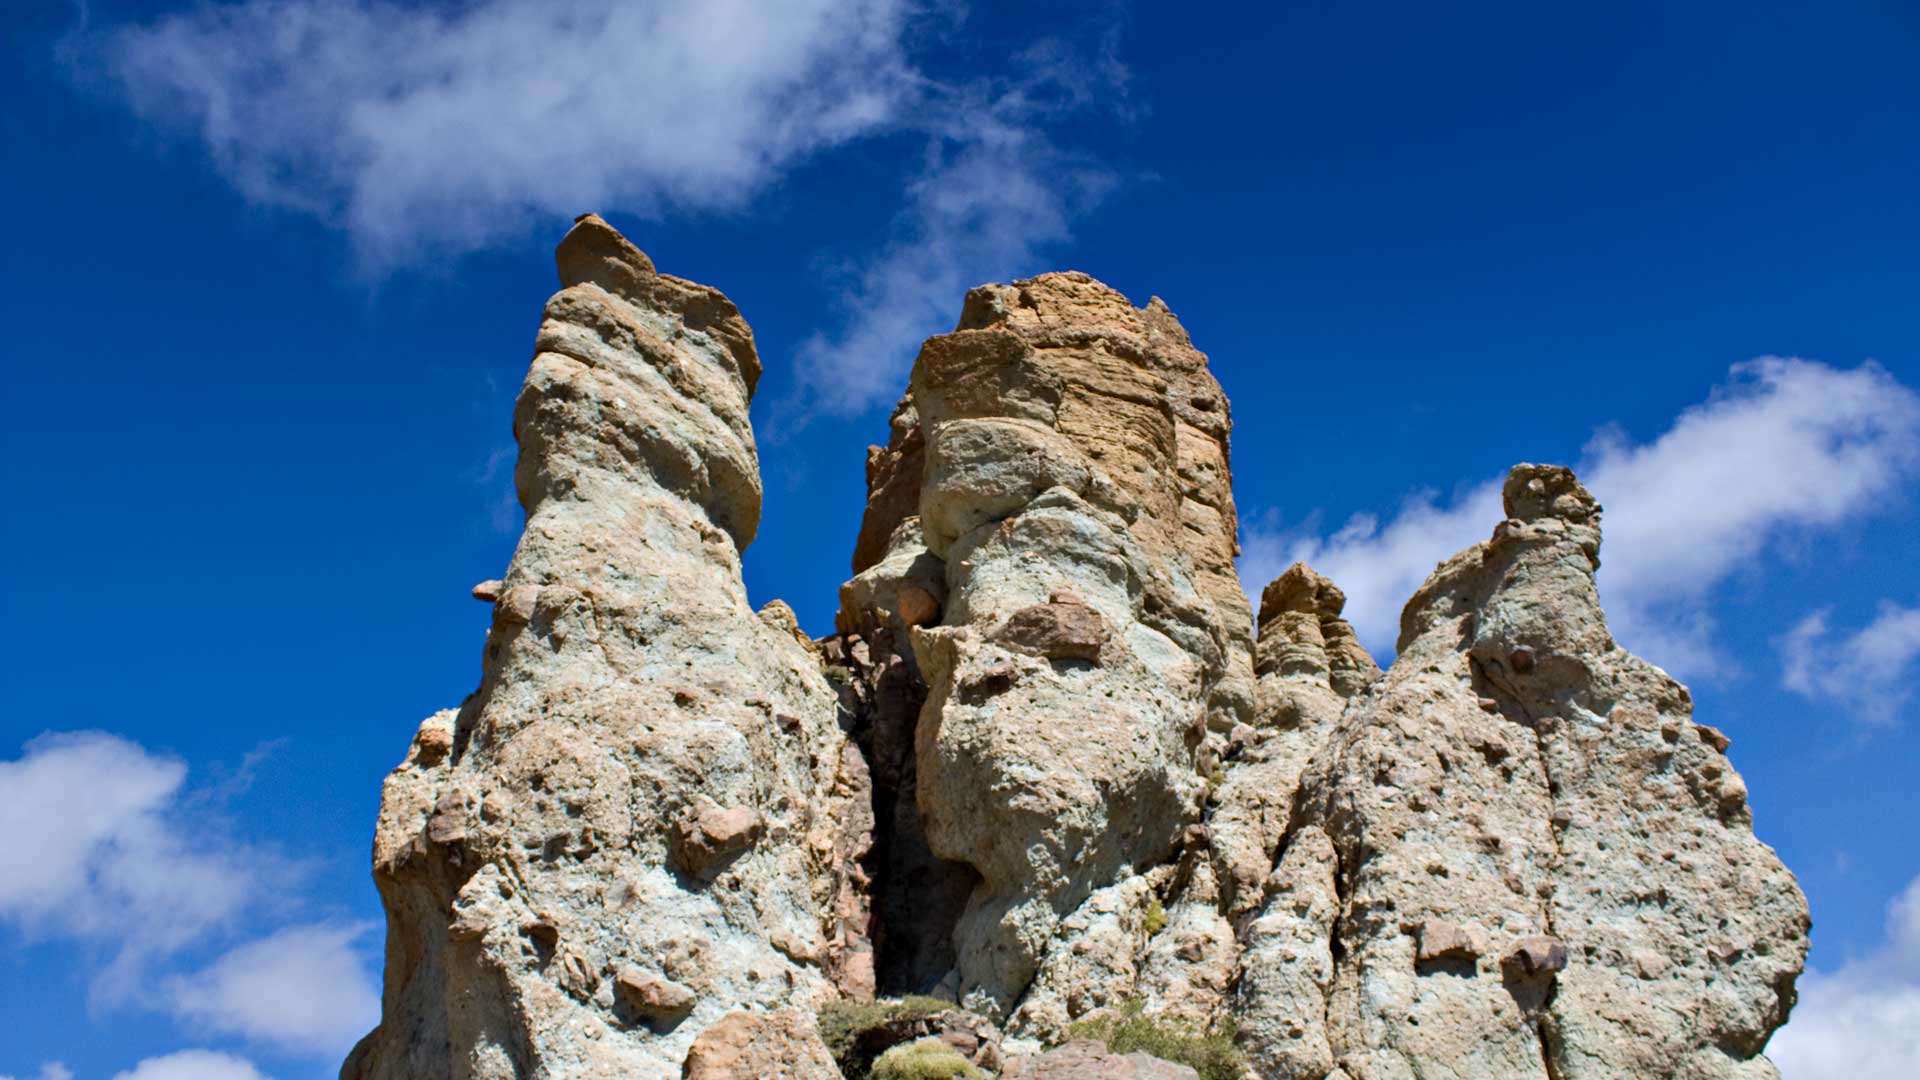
[344,217,861,1079]
[349,219,1806,1079]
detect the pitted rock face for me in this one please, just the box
[835,271,1256,1021]
[1278,463,1808,1080]
[351,219,1807,1080]
[343,217,854,1080]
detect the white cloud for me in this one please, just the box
[104,0,920,266]
[0,733,256,980]
[167,924,381,1057]
[1769,874,1920,1079]
[1,1064,75,1080]
[1243,359,1920,673]
[1780,603,1920,726]
[112,1050,273,1080]
[100,1,1128,417]
[0,733,376,1058]
[783,31,1127,422]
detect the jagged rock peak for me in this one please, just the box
[1258,561,1350,624]
[1276,461,1808,1079]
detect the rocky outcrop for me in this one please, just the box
[833,272,1256,1027]
[1267,464,1809,1079]
[343,217,858,1079]
[350,219,1807,1080]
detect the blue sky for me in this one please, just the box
[2,2,1917,1078]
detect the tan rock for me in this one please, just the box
[615,967,698,1019]
[1001,1039,1199,1080]
[992,596,1108,662]
[1416,919,1490,964]
[681,1008,840,1079]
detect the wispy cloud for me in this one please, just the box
[0,733,377,1060]
[1780,602,1920,726]
[95,0,1132,421]
[102,0,921,266]
[1242,359,1920,676]
[1768,873,1920,1079]
[782,28,1128,423]
[111,1051,274,1080]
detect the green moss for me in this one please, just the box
[817,996,953,1079]
[1068,999,1247,1080]
[870,1038,985,1080]
[1143,896,1168,936]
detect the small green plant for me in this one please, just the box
[817,996,953,1079]
[1068,999,1247,1080]
[1142,896,1168,936]
[870,1037,984,1080]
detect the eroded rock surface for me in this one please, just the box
[344,217,855,1079]
[834,272,1256,1026]
[1276,465,1808,1079]
[350,222,1807,1080]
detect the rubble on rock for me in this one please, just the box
[347,219,1807,1080]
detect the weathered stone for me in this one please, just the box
[615,967,697,1019]
[1001,1039,1199,1079]
[681,1008,840,1079]
[1417,919,1490,963]
[472,579,504,602]
[993,597,1108,662]
[1501,936,1569,978]
[671,797,763,878]
[345,217,861,1080]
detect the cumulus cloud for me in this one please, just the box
[1780,602,1920,726]
[99,0,1128,419]
[111,1050,273,1080]
[104,0,919,265]
[0,732,257,980]
[166,923,380,1056]
[0,733,376,1058]
[1242,359,1920,673]
[1768,874,1920,1079]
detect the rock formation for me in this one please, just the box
[348,218,1808,1079]
[344,216,863,1079]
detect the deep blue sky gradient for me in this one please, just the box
[3,2,1917,1077]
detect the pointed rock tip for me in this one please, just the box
[1258,561,1347,624]
[1501,463,1600,525]
[556,212,656,292]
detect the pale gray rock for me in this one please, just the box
[343,217,854,1080]
[1284,463,1807,1080]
